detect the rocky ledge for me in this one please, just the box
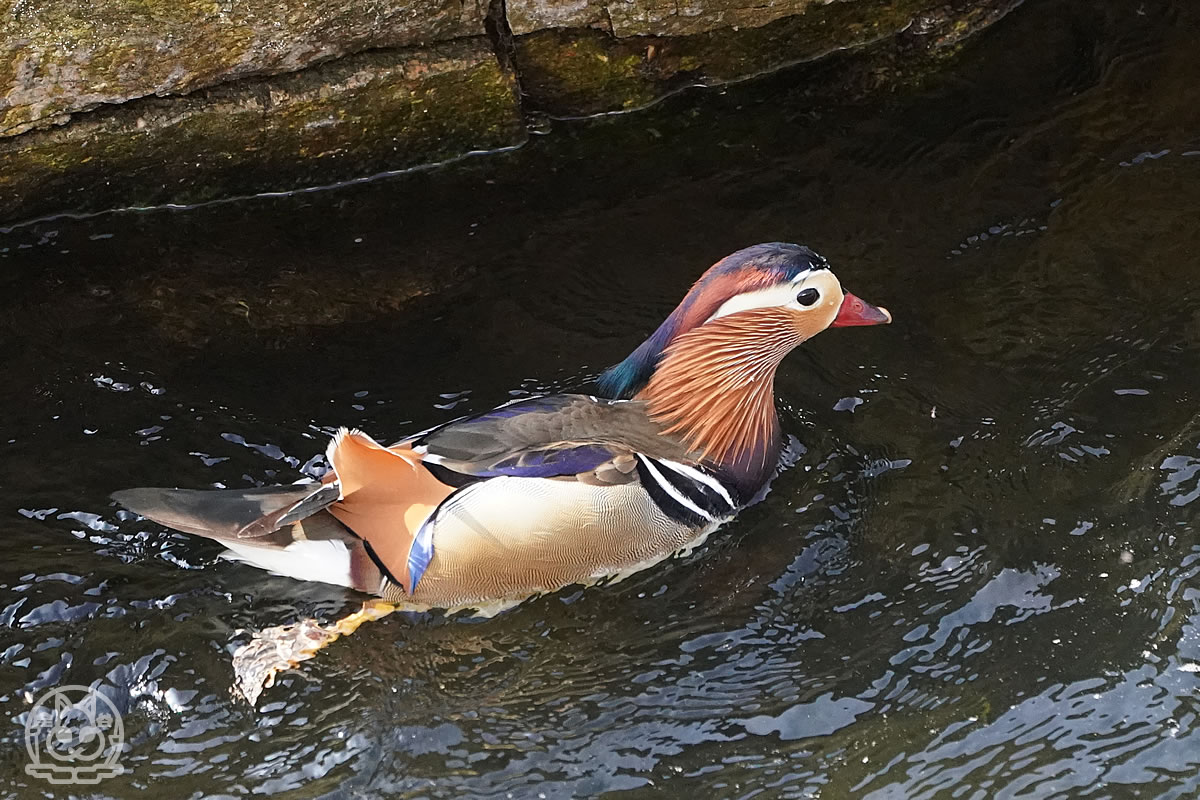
[1,0,1023,222]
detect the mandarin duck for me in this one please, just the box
[113,242,890,702]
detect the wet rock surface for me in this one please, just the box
[0,40,523,221]
[0,0,1022,222]
[507,0,818,37]
[2,0,489,137]
[514,0,1023,116]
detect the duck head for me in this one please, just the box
[598,242,891,397]
[597,242,890,487]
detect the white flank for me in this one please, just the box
[220,538,353,589]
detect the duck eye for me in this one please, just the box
[795,288,820,307]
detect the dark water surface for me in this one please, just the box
[3,1,1199,796]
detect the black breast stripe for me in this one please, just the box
[651,459,739,519]
[634,455,715,527]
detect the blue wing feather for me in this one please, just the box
[477,444,616,478]
[412,395,631,480]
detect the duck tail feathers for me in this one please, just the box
[111,481,341,541]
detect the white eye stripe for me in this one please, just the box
[708,285,799,320]
[706,270,835,321]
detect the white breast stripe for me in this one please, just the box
[636,455,714,522]
[656,460,737,511]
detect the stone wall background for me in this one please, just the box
[0,0,1024,222]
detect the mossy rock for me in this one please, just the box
[1,0,489,137]
[515,0,1023,116]
[0,39,524,223]
[0,0,1022,222]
